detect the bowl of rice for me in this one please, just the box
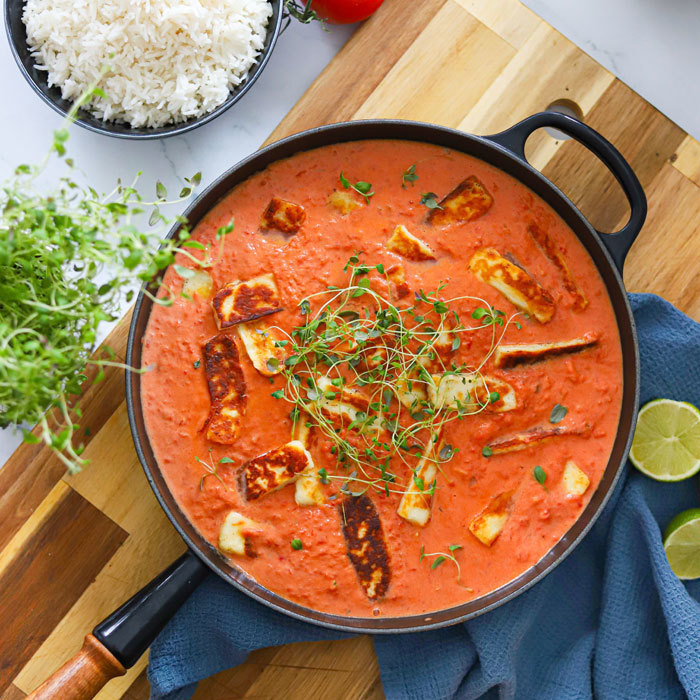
[4,0,283,139]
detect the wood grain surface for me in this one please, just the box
[4,0,700,698]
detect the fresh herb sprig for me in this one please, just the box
[339,172,374,205]
[401,164,418,188]
[0,90,221,473]
[420,544,468,585]
[267,255,520,498]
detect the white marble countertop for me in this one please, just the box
[0,16,354,461]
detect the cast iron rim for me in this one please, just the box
[125,119,640,633]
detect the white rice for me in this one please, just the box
[23,0,272,128]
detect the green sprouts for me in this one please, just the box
[267,254,519,498]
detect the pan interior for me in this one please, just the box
[126,121,638,633]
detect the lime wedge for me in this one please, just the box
[663,508,700,579]
[629,399,700,481]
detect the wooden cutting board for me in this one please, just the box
[2,0,699,697]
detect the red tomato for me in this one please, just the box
[310,0,385,24]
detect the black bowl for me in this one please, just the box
[4,0,283,139]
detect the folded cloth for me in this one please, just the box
[148,294,700,700]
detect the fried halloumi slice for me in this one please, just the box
[428,176,493,225]
[237,319,288,376]
[328,189,362,215]
[218,511,260,557]
[386,263,410,300]
[528,222,588,311]
[386,224,437,261]
[182,269,213,299]
[427,373,516,414]
[397,439,442,527]
[396,372,428,412]
[241,440,314,500]
[562,460,590,497]
[260,196,306,233]
[290,413,325,506]
[339,494,391,599]
[469,248,555,323]
[494,334,599,368]
[486,424,589,456]
[212,273,283,329]
[313,377,385,436]
[203,335,247,445]
[468,491,514,546]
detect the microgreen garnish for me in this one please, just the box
[193,360,201,369]
[550,403,568,424]
[533,465,547,486]
[271,254,519,499]
[420,192,442,210]
[420,544,466,583]
[291,538,303,550]
[472,307,505,327]
[283,0,327,26]
[482,446,493,457]
[196,450,229,491]
[0,86,219,473]
[401,164,418,188]
[339,172,374,205]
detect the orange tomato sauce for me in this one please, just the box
[141,140,622,618]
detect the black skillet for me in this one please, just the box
[27,113,645,698]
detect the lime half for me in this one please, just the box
[629,399,700,481]
[664,509,700,579]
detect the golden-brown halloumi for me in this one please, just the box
[494,334,599,368]
[528,222,588,311]
[468,248,555,323]
[427,373,516,414]
[313,377,385,436]
[562,460,590,497]
[212,273,283,329]
[236,320,288,376]
[203,335,247,445]
[386,263,410,299]
[182,269,213,299]
[386,224,437,261]
[241,440,313,500]
[396,372,428,412]
[428,176,493,225]
[327,189,362,215]
[468,491,514,546]
[339,494,391,599]
[218,511,260,557]
[486,424,589,455]
[290,413,325,506]
[397,438,442,527]
[260,196,306,233]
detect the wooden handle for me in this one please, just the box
[27,634,126,700]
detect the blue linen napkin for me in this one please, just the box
[148,293,700,700]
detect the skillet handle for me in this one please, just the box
[484,112,647,272]
[27,552,208,699]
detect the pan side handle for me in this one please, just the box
[27,551,208,699]
[484,112,647,273]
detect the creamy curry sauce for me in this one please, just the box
[141,140,622,618]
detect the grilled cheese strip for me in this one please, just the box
[469,248,555,323]
[260,196,306,233]
[386,263,410,299]
[242,440,313,500]
[182,269,213,299]
[218,511,260,557]
[428,176,493,225]
[328,189,362,215]
[417,325,457,373]
[396,372,428,411]
[313,377,386,437]
[468,491,514,546]
[203,335,247,445]
[397,439,441,527]
[290,413,325,506]
[237,320,288,376]
[528,222,588,310]
[339,494,391,599]
[562,460,590,497]
[386,224,437,261]
[486,424,589,455]
[494,334,599,368]
[427,372,517,414]
[212,273,282,329]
